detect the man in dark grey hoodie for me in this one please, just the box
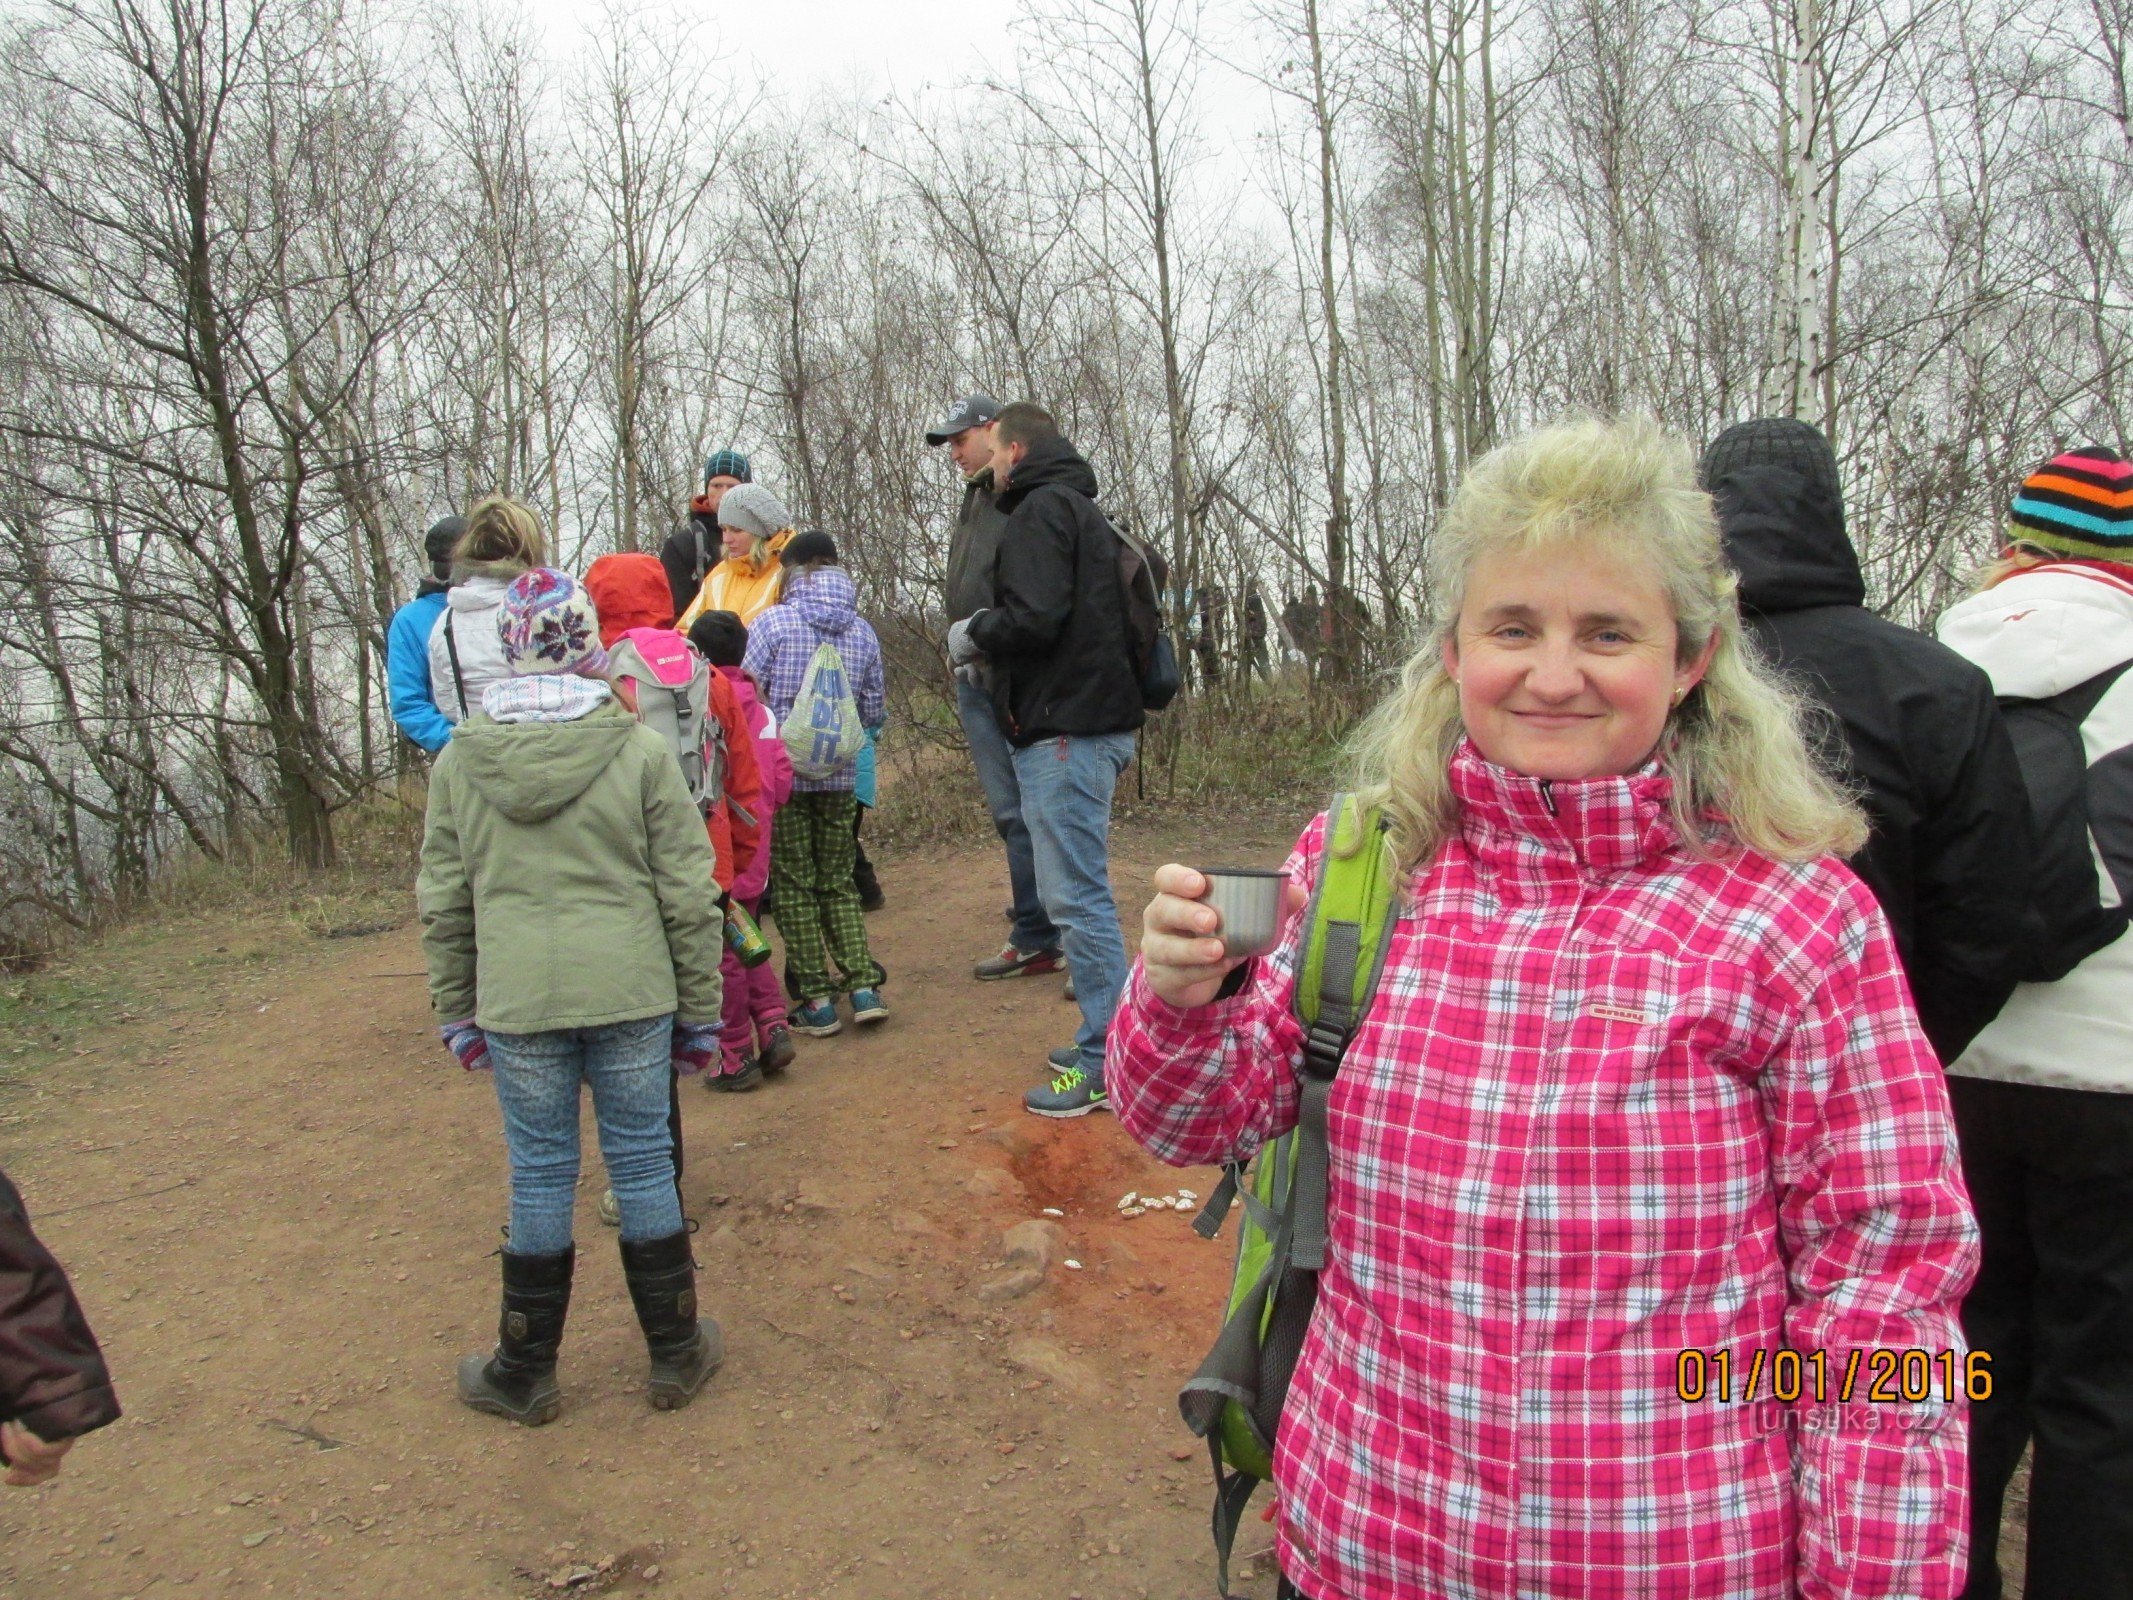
[927,393,1064,985]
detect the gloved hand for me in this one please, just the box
[439,1018,489,1072]
[946,613,987,667]
[672,1020,723,1077]
[953,657,992,689]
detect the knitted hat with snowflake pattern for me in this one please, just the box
[496,567,609,678]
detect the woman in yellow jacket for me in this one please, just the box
[678,483,796,629]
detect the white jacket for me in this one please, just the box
[1938,563,2133,1092]
[428,573,516,726]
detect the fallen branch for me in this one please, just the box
[36,1176,194,1218]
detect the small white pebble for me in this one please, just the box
[1063,1259,1083,1270]
[1117,1191,1139,1210]
[1121,1206,1146,1218]
[1041,1207,1065,1217]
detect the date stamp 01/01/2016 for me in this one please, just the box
[1675,1347,1994,1406]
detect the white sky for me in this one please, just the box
[519,0,1017,102]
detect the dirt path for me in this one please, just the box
[0,811,1309,1600]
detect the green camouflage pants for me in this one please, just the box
[770,790,884,1001]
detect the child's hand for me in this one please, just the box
[438,1019,489,1072]
[1139,866,1306,1009]
[671,1021,722,1076]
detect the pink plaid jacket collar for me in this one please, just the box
[1448,739,1680,881]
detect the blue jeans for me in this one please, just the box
[1012,731,1136,1072]
[486,1015,681,1252]
[958,679,1058,953]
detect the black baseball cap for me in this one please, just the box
[924,393,1002,446]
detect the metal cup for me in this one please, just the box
[1200,867,1289,959]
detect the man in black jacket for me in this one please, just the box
[951,402,1142,1118]
[1704,417,2035,1060]
[927,393,1064,983]
[658,449,752,617]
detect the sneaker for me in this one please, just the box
[1024,1062,1109,1119]
[1047,1044,1078,1071]
[599,1189,621,1227]
[758,1025,796,1076]
[703,1058,764,1093]
[791,998,842,1037]
[974,943,1065,981]
[850,988,888,1025]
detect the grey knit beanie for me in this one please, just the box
[714,482,792,541]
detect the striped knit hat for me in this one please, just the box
[703,449,752,486]
[2009,446,2133,560]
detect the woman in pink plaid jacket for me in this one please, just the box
[1112,417,1980,1600]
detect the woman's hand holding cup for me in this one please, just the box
[1142,864,1306,1010]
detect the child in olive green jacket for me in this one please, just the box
[418,547,724,1425]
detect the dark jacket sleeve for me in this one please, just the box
[968,487,1076,659]
[1904,675,2038,1061]
[0,1169,119,1449]
[659,523,706,619]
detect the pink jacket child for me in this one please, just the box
[715,658,792,1078]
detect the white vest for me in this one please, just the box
[428,575,516,725]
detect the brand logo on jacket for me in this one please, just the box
[1589,1001,1654,1025]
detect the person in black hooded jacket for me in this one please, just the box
[1704,418,2037,1061]
[950,402,1142,1119]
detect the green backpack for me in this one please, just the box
[1179,792,1400,1597]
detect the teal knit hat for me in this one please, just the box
[703,449,752,486]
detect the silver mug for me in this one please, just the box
[1200,867,1289,959]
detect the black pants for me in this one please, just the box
[667,1068,684,1197]
[851,804,881,908]
[1951,1074,2133,1599]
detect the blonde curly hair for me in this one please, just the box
[1346,414,1867,873]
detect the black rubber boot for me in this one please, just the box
[619,1230,723,1410]
[456,1246,572,1425]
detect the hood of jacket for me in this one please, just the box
[443,701,637,823]
[785,567,860,635]
[584,552,677,643]
[1938,563,2133,700]
[1712,465,1863,615]
[446,570,516,614]
[1000,435,1099,508]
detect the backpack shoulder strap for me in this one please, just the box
[1286,793,1398,1272]
[2041,655,2133,723]
[443,610,469,718]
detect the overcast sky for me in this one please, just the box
[519,0,1017,101]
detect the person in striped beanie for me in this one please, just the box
[2007,444,2133,563]
[1933,440,2133,1597]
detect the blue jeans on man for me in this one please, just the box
[957,679,1059,953]
[1012,730,1136,1074]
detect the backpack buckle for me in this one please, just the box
[1301,1019,1348,1080]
